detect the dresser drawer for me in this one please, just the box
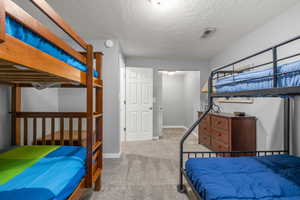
[199,115,210,127]
[199,133,211,147]
[199,124,210,134]
[211,139,229,152]
[211,128,229,145]
[211,116,229,131]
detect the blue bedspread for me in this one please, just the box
[186,155,300,200]
[215,60,300,93]
[5,16,98,78]
[0,146,86,200]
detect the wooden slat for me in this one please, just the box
[60,117,64,145]
[30,0,88,50]
[0,0,5,43]
[78,118,82,146]
[92,141,102,152]
[0,73,59,77]
[67,178,86,200]
[51,118,55,145]
[33,118,37,145]
[92,150,99,162]
[0,77,63,81]
[95,52,102,80]
[42,117,46,145]
[69,117,73,146]
[92,169,101,183]
[15,112,90,118]
[24,117,28,145]
[93,112,103,118]
[5,0,86,64]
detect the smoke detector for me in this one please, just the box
[201,28,217,39]
[104,40,114,48]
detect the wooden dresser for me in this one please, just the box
[198,112,257,153]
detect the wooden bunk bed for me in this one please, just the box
[0,0,103,199]
[178,35,300,200]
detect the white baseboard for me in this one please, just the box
[152,136,159,140]
[103,152,122,159]
[163,125,186,129]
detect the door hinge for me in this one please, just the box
[124,127,126,132]
[124,100,126,104]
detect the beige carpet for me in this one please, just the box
[89,128,209,200]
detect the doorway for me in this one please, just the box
[157,70,201,138]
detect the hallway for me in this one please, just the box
[91,128,209,200]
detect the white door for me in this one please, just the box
[125,67,153,141]
[157,71,164,137]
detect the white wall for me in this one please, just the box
[0,87,10,150]
[209,3,300,153]
[22,88,59,112]
[161,71,201,131]
[184,72,201,129]
[119,54,126,142]
[58,39,122,155]
[162,74,185,127]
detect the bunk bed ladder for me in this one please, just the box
[86,47,103,190]
[94,52,103,191]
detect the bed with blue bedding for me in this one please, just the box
[186,155,300,200]
[0,145,86,200]
[215,60,300,93]
[5,16,98,78]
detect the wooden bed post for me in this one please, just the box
[86,44,94,188]
[95,52,103,191]
[0,0,5,43]
[11,86,21,145]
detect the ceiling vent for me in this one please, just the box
[201,28,217,39]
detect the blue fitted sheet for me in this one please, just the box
[215,60,300,93]
[5,16,99,78]
[0,146,86,200]
[186,155,300,200]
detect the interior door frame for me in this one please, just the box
[154,67,203,139]
[124,66,154,141]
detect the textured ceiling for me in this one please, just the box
[13,0,299,60]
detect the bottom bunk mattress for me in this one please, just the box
[186,155,300,200]
[0,145,86,200]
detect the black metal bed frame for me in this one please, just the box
[177,35,300,199]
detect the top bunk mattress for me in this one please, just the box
[186,154,300,200]
[0,145,86,200]
[215,60,300,93]
[5,16,98,78]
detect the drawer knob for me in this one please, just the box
[218,133,222,137]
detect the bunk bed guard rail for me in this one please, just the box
[177,34,300,194]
